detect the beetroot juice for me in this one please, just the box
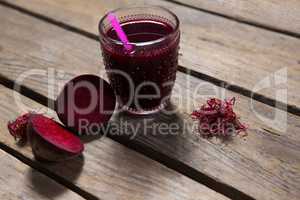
[99,7,180,114]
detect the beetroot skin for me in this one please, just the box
[55,74,116,135]
[8,113,84,162]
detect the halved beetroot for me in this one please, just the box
[55,74,116,135]
[28,114,84,162]
[8,113,84,162]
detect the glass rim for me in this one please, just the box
[98,6,180,47]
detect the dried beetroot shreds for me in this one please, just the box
[7,113,30,140]
[191,97,247,137]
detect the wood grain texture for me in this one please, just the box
[165,0,300,35]
[0,149,84,200]
[0,5,230,197]
[0,5,299,200]
[0,88,229,200]
[3,0,300,110]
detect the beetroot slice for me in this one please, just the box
[55,74,116,135]
[29,114,84,155]
[7,113,84,162]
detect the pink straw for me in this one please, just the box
[107,12,133,51]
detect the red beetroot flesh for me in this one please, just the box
[55,74,116,135]
[29,114,84,154]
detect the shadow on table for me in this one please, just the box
[112,103,195,161]
[80,133,104,144]
[27,155,84,199]
[104,104,192,197]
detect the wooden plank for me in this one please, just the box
[0,149,84,200]
[2,0,300,111]
[163,0,300,36]
[0,4,299,200]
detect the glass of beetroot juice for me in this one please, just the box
[99,6,180,114]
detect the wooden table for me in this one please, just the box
[0,0,299,199]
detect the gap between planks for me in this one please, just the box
[0,0,299,117]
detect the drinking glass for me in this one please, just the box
[99,6,180,114]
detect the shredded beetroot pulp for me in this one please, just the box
[191,97,247,137]
[7,113,30,141]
